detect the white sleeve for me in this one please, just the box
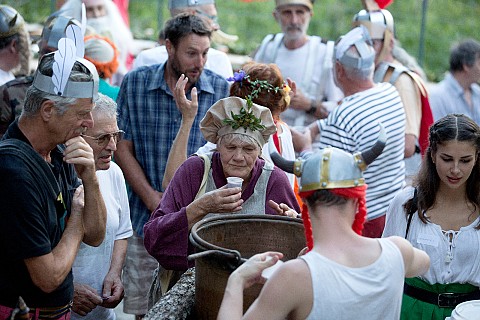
[196,141,217,155]
[382,186,415,238]
[112,163,133,240]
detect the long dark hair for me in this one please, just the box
[404,114,480,228]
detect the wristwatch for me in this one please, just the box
[307,100,317,115]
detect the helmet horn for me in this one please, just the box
[268,138,297,175]
[360,123,387,166]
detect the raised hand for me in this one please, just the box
[173,74,198,122]
[64,136,96,180]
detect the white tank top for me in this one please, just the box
[300,238,405,320]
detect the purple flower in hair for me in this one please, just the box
[226,70,246,82]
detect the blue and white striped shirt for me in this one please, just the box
[317,82,406,220]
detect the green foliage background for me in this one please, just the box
[4,0,480,81]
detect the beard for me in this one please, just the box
[169,53,203,85]
[283,24,307,42]
[87,16,113,39]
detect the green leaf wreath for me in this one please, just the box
[224,70,283,133]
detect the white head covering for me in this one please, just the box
[200,96,276,148]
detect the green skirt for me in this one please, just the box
[401,277,478,320]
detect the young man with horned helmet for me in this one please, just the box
[218,124,430,319]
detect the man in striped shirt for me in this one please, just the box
[296,26,405,238]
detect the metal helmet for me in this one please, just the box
[0,5,24,39]
[270,124,386,192]
[334,25,375,70]
[352,9,395,64]
[39,12,81,55]
[352,9,394,40]
[0,5,31,76]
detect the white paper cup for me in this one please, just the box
[227,177,243,189]
[449,300,480,320]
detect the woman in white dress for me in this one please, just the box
[383,113,480,320]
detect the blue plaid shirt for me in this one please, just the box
[117,63,229,236]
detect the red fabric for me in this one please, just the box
[293,178,304,215]
[375,0,394,9]
[418,91,434,155]
[362,215,386,238]
[112,0,130,26]
[299,191,315,251]
[330,186,367,235]
[272,120,281,153]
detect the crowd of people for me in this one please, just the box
[0,0,479,319]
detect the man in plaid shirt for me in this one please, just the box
[115,13,229,319]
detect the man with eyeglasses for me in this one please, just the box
[254,0,343,141]
[132,0,233,79]
[71,93,132,320]
[0,44,106,318]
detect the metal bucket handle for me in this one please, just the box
[189,214,301,270]
[188,232,245,270]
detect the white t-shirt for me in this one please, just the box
[383,186,480,286]
[0,69,14,86]
[317,83,406,220]
[133,45,233,79]
[255,34,343,127]
[72,162,133,320]
[301,238,405,320]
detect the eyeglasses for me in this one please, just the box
[82,130,124,146]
